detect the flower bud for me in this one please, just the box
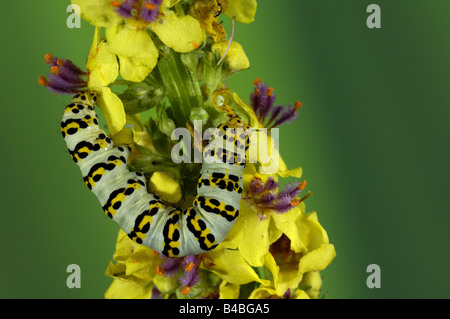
[190,107,209,126]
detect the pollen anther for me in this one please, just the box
[181,286,191,295]
[185,262,194,272]
[50,66,60,75]
[38,76,48,86]
[144,3,156,10]
[155,265,165,276]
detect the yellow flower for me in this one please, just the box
[106,24,159,82]
[212,41,250,72]
[202,247,270,286]
[86,27,126,135]
[104,230,161,299]
[225,0,258,23]
[189,0,257,42]
[264,212,336,296]
[72,0,206,57]
[248,285,310,299]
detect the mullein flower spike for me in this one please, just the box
[41,0,335,299]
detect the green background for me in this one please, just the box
[1,1,449,298]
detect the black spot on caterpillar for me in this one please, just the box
[61,92,249,257]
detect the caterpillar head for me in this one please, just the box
[226,116,249,131]
[72,91,100,106]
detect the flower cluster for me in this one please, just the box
[40,0,335,299]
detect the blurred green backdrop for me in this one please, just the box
[1,1,449,298]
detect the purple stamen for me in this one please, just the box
[159,256,184,277]
[141,0,163,22]
[250,79,300,128]
[46,74,86,94]
[250,178,264,194]
[279,181,302,199]
[179,255,201,288]
[260,193,277,206]
[57,65,86,84]
[270,105,298,128]
[273,193,293,213]
[263,177,279,191]
[41,54,87,95]
[114,0,137,18]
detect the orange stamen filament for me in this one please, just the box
[299,191,313,203]
[267,87,274,97]
[57,59,64,66]
[255,88,260,96]
[181,286,191,295]
[110,1,121,7]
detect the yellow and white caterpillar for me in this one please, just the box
[61,91,249,257]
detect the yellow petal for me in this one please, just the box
[151,11,206,53]
[147,171,182,204]
[212,41,250,72]
[272,206,310,254]
[203,248,269,285]
[294,290,311,299]
[105,278,153,299]
[87,31,119,87]
[112,127,134,147]
[153,275,179,295]
[118,55,158,83]
[277,159,303,179]
[298,243,336,274]
[225,0,257,23]
[248,286,277,299]
[71,0,122,28]
[231,92,261,128]
[107,25,159,82]
[219,281,240,299]
[96,87,126,135]
[264,253,303,296]
[237,200,270,267]
[304,212,330,250]
[300,271,322,299]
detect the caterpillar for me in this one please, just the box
[61,91,249,257]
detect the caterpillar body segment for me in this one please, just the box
[61,92,249,257]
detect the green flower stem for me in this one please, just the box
[157,49,204,127]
